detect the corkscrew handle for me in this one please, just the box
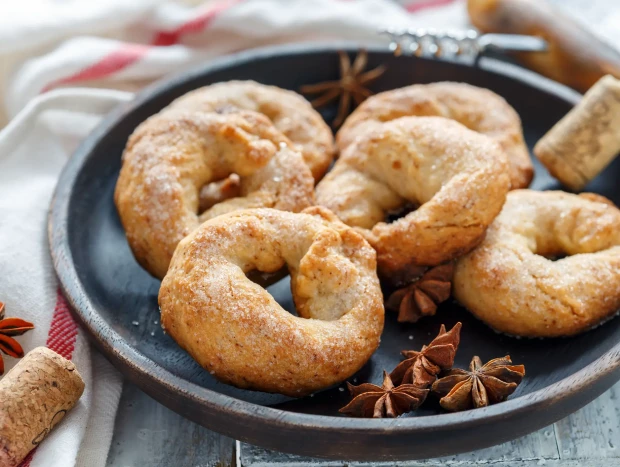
[380,28,547,61]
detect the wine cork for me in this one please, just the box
[0,347,84,467]
[534,75,620,191]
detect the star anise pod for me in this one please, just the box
[390,322,462,387]
[339,370,428,418]
[386,263,454,323]
[0,301,35,375]
[432,356,525,412]
[300,50,386,128]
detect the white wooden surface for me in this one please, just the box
[239,382,620,465]
[106,380,620,466]
[105,0,620,465]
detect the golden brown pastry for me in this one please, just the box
[316,116,511,278]
[167,80,335,181]
[159,207,385,396]
[337,82,532,189]
[115,109,314,279]
[454,190,620,337]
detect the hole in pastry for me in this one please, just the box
[246,266,289,288]
[250,269,299,317]
[384,202,419,224]
[198,173,241,214]
[541,253,568,262]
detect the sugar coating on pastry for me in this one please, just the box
[114,109,315,279]
[316,116,511,278]
[158,207,384,396]
[337,81,532,189]
[167,80,335,181]
[454,190,620,337]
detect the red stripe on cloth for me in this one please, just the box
[20,451,35,467]
[42,43,150,92]
[41,0,238,92]
[406,0,456,13]
[46,290,80,358]
[19,290,80,467]
[152,0,241,46]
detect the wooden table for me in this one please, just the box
[106,380,620,466]
[105,0,620,465]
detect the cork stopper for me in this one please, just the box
[0,347,84,467]
[534,75,620,191]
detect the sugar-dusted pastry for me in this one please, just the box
[159,207,384,396]
[167,80,335,181]
[316,116,511,278]
[115,110,314,279]
[454,190,620,337]
[337,82,532,189]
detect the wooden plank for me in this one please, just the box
[555,381,620,460]
[239,382,620,465]
[239,426,559,466]
[240,453,620,467]
[106,382,235,467]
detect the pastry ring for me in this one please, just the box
[115,109,315,279]
[316,116,511,279]
[167,80,335,181]
[454,190,620,337]
[158,207,385,396]
[337,82,533,189]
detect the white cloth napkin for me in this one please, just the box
[0,89,129,467]
[0,0,617,466]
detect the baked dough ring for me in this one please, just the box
[337,82,532,189]
[167,80,335,181]
[115,109,314,279]
[454,190,620,337]
[159,207,384,396]
[316,116,511,278]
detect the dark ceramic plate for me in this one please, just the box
[49,44,620,461]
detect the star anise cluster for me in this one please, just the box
[432,356,526,411]
[339,322,526,417]
[339,371,428,418]
[385,263,455,324]
[390,322,461,387]
[339,323,461,418]
[0,301,35,375]
[300,50,386,128]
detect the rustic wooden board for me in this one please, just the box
[106,381,620,466]
[106,383,235,467]
[238,381,620,466]
[554,383,620,460]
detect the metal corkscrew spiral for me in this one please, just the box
[380,28,547,62]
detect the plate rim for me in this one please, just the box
[49,42,620,455]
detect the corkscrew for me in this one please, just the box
[380,28,547,62]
